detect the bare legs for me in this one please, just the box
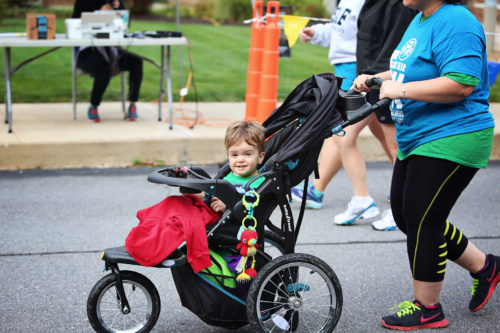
[333,114,374,196]
[380,122,397,164]
[313,137,342,192]
[313,114,397,195]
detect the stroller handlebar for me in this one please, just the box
[147,167,241,209]
[366,76,384,88]
[332,77,391,135]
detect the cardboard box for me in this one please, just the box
[26,13,56,40]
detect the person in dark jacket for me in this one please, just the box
[73,0,143,122]
[355,0,417,230]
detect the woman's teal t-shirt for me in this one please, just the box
[397,128,494,168]
[390,3,495,154]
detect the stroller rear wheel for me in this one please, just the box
[247,253,342,332]
[87,270,161,333]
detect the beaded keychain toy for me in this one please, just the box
[235,190,260,282]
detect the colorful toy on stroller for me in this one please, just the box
[86,73,388,332]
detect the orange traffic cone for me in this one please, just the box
[256,1,280,124]
[244,0,265,121]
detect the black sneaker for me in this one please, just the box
[469,253,500,312]
[381,300,449,330]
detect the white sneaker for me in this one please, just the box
[372,209,398,231]
[334,197,380,225]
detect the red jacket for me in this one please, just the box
[125,194,220,272]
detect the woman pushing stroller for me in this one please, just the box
[353,0,499,330]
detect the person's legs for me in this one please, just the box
[118,50,143,120]
[454,242,487,273]
[402,157,477,302]
[366,89,397,163]
[371,122,398,230]
[369,92,398,230]
[333,114,372,197]
[80,49,112,108]
[389,158,406,231]
[333,114,380,224]
[380,123,397,164]
[382,156,480,329]
[290,137,341,209]
[77,48,113,122]
[313,137,342,192]
[367,118,392,161]
[118,50,143,103]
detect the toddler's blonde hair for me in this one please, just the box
[224,120,265,153]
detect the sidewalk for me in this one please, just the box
[1,101,500,170]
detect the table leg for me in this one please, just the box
[71,48,77,120]
[167,45,173,130]
[4,47,13,133]
[158,45,165,122]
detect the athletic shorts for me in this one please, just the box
[333,62,356,91]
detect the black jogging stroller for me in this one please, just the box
[86,73,388,333]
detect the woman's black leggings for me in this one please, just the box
[391,155,478,282]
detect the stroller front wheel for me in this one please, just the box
[246,253,342,332]
[87,270,161,333]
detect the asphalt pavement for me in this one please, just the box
[1,162,499,332]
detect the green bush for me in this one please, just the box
[214,0,252,24]
[194,0,216,20]
[280,0,327,18]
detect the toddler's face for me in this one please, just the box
[227,140,265,177]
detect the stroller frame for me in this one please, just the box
[86,74,387,333]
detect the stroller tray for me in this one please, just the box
[101,246,187,268]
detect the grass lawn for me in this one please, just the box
[0,17,333,104]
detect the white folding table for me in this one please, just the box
[1,34,187,133]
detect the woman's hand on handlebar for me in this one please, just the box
[352,74,374,92]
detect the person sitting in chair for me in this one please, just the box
[72,0,143,122]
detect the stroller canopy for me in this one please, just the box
[261,73,343,186]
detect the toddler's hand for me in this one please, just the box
[210,197,226,213]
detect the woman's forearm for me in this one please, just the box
[381,76,475,103]
[375,70,392,81]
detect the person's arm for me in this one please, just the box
[352,71,392,90]
[380,76,475,103]
[353,71,475,103]
[308,22,333,47]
